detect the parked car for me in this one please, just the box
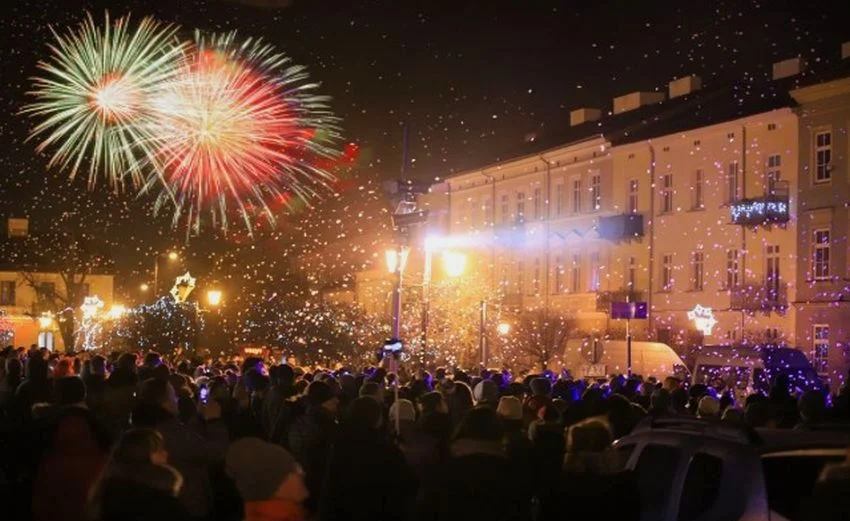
[614,417,848,521]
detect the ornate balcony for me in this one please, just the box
[598,214,644,242]
[729,282,788,312]
[596,289,645,312]
[729,182,790,226]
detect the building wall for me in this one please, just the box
[0,271,115,351]
[430,107,805,369]
[792,77,850,388]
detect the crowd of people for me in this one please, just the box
[1,345,849,521]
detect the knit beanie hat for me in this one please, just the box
[226,438,300,501]
[698,396,721,418]
[306,380,335,406]
[473,379,499,405]
[389,399,417,422]
[496,396,523,420]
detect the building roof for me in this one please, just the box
[441,57,850,182]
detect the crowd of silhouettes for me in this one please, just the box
[1,345,849,521]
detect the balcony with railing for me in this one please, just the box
[596,289,645,312]
[598,213,644,242]
[729,282,788,312]
[729,181,790,226]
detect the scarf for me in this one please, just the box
[244,499,306,521]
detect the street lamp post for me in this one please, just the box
[385,247,409,340]
[479,300,487,367]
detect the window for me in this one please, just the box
[38,331,54,351]
[678,453,723,521]
[500,193,510,223]
[556,182,566,216]
[481,197,491,226]
[767,123,776,131]
[726,249,740,289]
[554,256,564,294]
[589,252,601,291]
[571,254,581,293]
[627,256,636,289]
[727,161,740,203]
[813,229,830,280]
[532,186,542,220]
[813,325,829,373]
[661,254,674,291]
[635,445,681,519]
[469,198,478,225]
[38,282,56,302]
[0,281,15,306]
[516,261,524,295]
[766,245,780,299]
[531,258,541,296]
[500,262,509,290]
[762,452,846,521]
[628,179,639,213]
[815,131,832,183]
[572,178,582,213]
[516,192,526,220]
[590,173,601,211]
[660,174,673,214]
[766,154,781,196]
[692,251,704,291]
[693,169,704,209]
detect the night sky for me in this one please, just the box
[0,0,847,299]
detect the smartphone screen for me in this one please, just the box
[199,386,209,404]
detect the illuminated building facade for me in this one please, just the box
[791,74,850,387]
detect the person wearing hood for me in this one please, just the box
[87,428,188,521]
[320,397,417,521]
[226,438,309,521]
[473,379,499,408]
[287,380,339,515]
[131,377,228,519]
[418,406,530,521]
[32,406,111,521]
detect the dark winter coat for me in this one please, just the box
[320,427,418,521]
[90,463,190,521]
[132,404,228,519]
[288,405,337,513]
[538,469,640,521]
[417,439,531,521]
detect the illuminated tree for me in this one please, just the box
[509,309,575,371]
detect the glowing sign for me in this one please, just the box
[688,304,717,336]
[730,200,789,225]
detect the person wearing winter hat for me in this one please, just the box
[697,396,721,419]
[226,437,308,521]
[473,379,499,407]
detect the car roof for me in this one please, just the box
[755,427,850,454]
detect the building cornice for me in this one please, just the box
[791,77,850,104]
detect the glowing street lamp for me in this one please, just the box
[497,322,511,336]
[167,251,179,261]
[207,289,223,307]
[107,304,127,320]
[140,283,150,292]
[442,250,467,278]
[38,312,54,330]
[385,247,409,274]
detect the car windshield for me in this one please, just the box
[761,452,845,521]
[693,364,752,393]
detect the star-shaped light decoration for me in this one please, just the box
[687,304,718,336]
[81,296,105,319]
[170,272,197,303]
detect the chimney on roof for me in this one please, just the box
[570,108,602,127]
[842,42,850,60]
[772,57,806,80]
[668,75,702,99]
[613,91,666,114]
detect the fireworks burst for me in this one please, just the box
[23,12,183,190]
[145,31,340,234]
